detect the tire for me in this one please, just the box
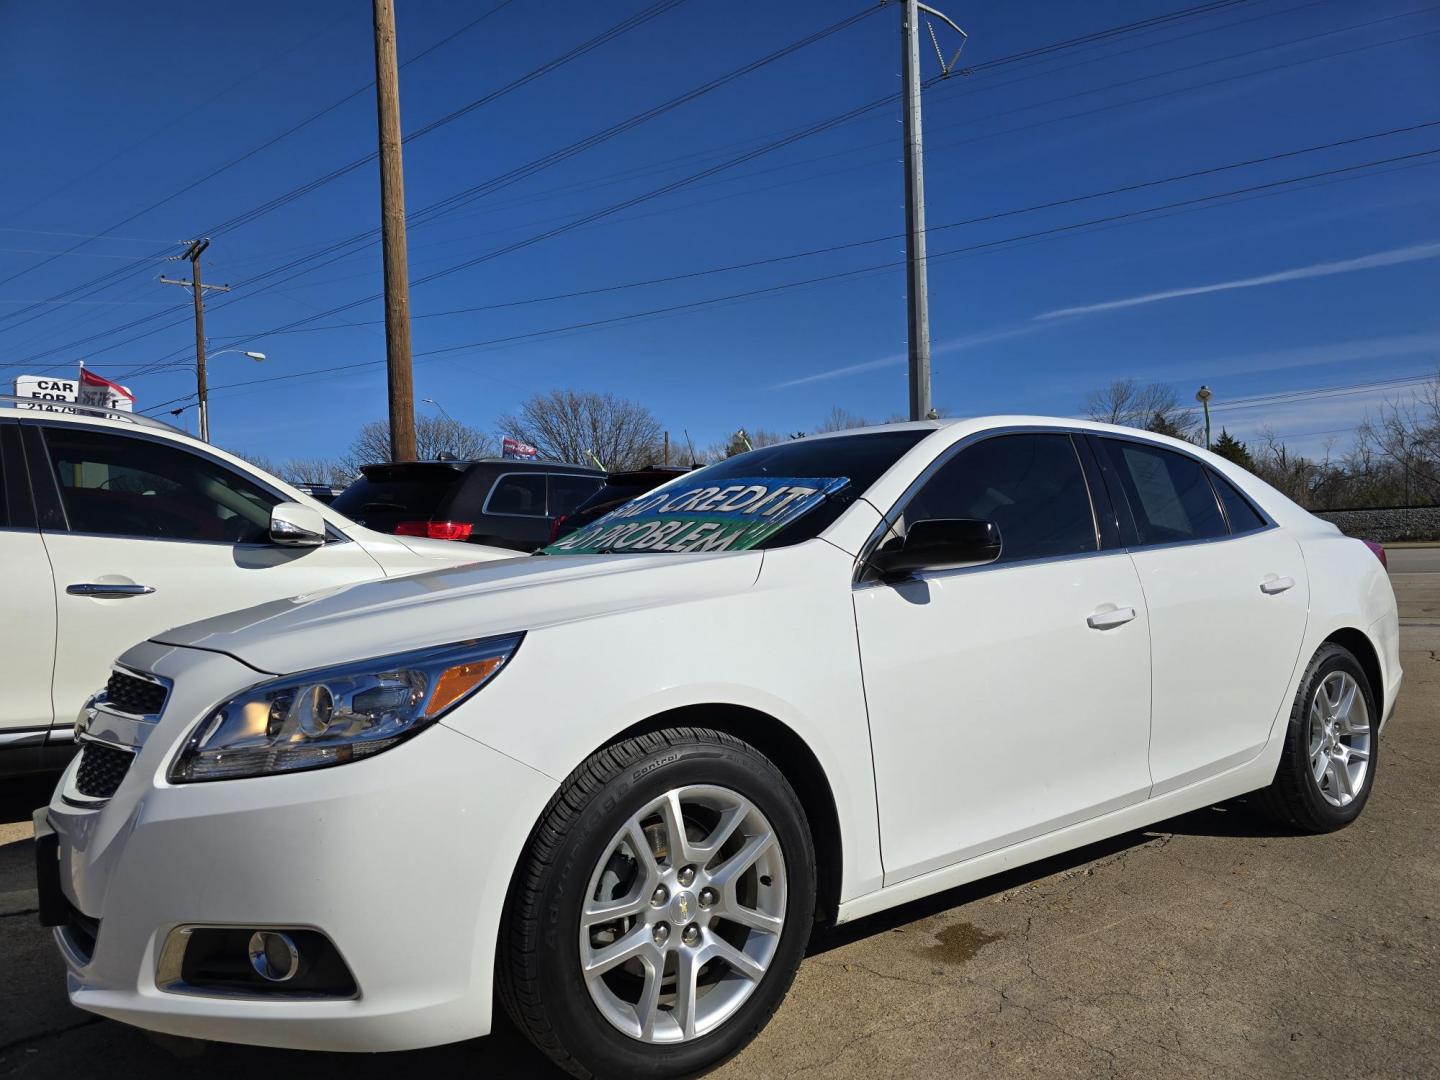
[498,727,816,1079]
[1254,642,1379,833]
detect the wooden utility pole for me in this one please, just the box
[372,0,417,461]
[160,238,229,442]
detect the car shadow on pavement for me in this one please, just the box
[809,798,1299,955]
[0,777,55,828]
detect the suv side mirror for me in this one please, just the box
[870,518,1002,578]
[269,501,327,547]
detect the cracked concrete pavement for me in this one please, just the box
[2,561,1436,1078]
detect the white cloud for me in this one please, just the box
[1036,240,1440,321]
[772,325,1039,389]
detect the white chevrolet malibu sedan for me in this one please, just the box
[37,417,1400,1078]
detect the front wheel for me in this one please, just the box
[498,727,816,1079]
[1254,642,1379,832]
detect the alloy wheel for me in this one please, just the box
[579,784,787,1043]
[1308,670,1371,808]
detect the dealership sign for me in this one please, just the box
[14,370,134,413]
[543,476,850,555]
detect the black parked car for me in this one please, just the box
[548,466,691,543]
[332,459,605,552]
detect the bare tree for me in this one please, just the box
[815,406,873,433]
[344,414,497,471]
[499,390,662,470]
[1084,379,1199,439]
[279,457,355,487]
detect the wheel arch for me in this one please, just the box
[1320,626,1383,705]
[608,703,844,929]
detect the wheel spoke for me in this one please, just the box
[1335,679,1359,729]
[582,889,647,928]
[704,933,768,982]
[1310,743,1327,781]
[583,924,653,982]
[659,790,698,867]
[634,956,663,1041]
[624,819,663,881]
[708,832,773,890]
[673,945,701,1040]
[691,799,752,865]
[718,899,784,936]
[1327,756,1354,800]
[1346,745,1370,762]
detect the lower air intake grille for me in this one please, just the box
[105,669,168,717]
[75,742,134,800]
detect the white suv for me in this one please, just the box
[0,397,509,773]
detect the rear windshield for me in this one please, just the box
[331,465,464,532]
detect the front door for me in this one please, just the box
[0,422,56,738]
[28,423,387,726]
[855,432,1153,885]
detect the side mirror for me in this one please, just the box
[870,518,1002,578]
[269,501,327,547]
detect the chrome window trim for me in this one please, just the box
[480,470,582,519]
[852,425,1282,584]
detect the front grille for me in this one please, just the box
[105,669,167,717]
[74,741,134,800]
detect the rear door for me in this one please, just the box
[26,422,387,726]
[1091,435,1309,794]
[0,421,57,741]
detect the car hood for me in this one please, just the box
[151,550,763,675]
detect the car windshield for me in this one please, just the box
[541,430,929,555]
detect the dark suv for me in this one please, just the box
[549,466,691,543]
[332,459,604,552]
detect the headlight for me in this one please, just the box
[170,634,523,783]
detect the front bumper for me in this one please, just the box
[44,686,554,1052]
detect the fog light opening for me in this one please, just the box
[247,930,300,982]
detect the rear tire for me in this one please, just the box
[497,727,816,1079]
[1254,642,1378,833]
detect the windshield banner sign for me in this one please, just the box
[543,476,850,555]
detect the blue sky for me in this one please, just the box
[1,0,1437,462]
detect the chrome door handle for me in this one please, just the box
[1087,605,1137,630]
[67,583,155,597]
[1260,576,1295,595]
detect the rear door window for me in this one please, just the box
[548,473,603,517]
[485,473,546,516]
[1209,469,1267,534]
[1099,439,1227,546]
[331,466,463,532]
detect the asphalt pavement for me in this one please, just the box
[2,560,1437,1079]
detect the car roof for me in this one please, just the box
[0,395,186,435]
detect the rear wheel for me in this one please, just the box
[498,727,815,1079]
[1255,643,1378,832]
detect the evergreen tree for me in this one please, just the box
[1210,428,1256,470]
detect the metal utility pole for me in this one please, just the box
[898,0,965,421]
[372,0,417,462]
[161,238,229,442]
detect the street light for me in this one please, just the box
[1195,385,1213,449]
[194,350,264,441]
[421,397,455,422]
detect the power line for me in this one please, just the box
[0,3,518,305]
[164,119,1440,345]
[138,145,1440,412]
[14,0,1416,369]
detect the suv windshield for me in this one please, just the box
[543,430,929,554]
